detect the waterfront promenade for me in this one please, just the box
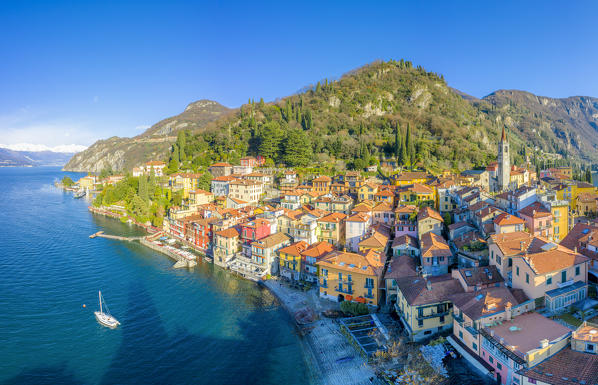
[263,280,384,385]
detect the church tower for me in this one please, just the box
[497,126,510,191]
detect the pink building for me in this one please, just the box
[394,205,417,238]
[517,202,553,238]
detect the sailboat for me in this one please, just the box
[94,291,120,328]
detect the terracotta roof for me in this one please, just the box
[358,224,391,249]
[312,175,332,183]
[316,249,384,277]
[145,160,166,166]
[518,202,552,218]
[252,232,290,249]
[228,197,248,205]
[212,175,238,182]
[396,275,463,306]
[230,179,261,186]
[394,205,418,214]
[450,286,526,321]
[448,221,473,231]
[301,241,334,260]
[453,230,486,249]
[420,232,452,258]
[214,227,240,238]
[518,248,589,275]
[384,254,417,280]
[278,241,310,257]
[352,202,373,213]
[391,234,418,249]
[489,231,538,256]
[372,201,393,212]
[417,206,444,222]
[409,183,433,194]
[577,192,598,203]
[457,265,504,288]
[560,223,598,259]
[493,212,525,226]
[210,162,232,167]
[375,189,394,197]
[468,201,490,213]
[318,212,347,223]
[347,212,370,223]
[518,347,598,385]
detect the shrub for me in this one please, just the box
[340,301,369,316]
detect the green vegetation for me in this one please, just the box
[340,301,369,316]
[554,312,583,328]
[93,175,173,226]
[61,176,74,187]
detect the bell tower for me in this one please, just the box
[497,126,510,191]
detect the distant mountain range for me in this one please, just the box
[63,61,598,172]
[0,146,81,167]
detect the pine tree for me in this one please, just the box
[405,123,415,169]
[283,129,312,167]
[177,131,186,163]
[169,144,180,172]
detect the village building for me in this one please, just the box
[420,232,452,276]
[212,227,240,267]
[517,201,553,238]
[391,234,419,258]
[345,212,371,252]
[416,206,444,240]
[317,212,346,247]
[278,241,309,281]
[208,162,233,177]
[394,205,418,238]
[228,179,263,204]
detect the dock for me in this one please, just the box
[89,231,144,242]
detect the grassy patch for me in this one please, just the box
[555,313,583,327]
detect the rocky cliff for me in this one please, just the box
[63,100,232,172]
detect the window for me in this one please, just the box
[576,266,580,276]
[516,266,519,276]
[547,275,552,285]
[561,270,567,282]
[440,316,445,323]
[472,343,478,351]
[497,255,502,265]
[497,362,502,370]
[526,273,529,284]
[418,319,423,327]
[488,356,493,364]
[508,258,512,267]
[459,331,463,339]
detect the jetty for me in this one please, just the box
[89,231,143,242]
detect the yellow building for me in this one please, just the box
[316,249,384,306]
[394,275,463,341]
[576,192,598,216]
[278,241,309,281]
[358,182,379,201]
[169,173,202,199]
[543,200,569,241]
[317,212,347,247]
[77,175,99,190]
[392,171,430,186]
[397,183,435,205]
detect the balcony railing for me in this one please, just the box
[335,286,354,294]
[416,310,450,320]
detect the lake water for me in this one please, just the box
[0,167,311,385]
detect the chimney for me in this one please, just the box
[426,280,432,291]
[505,302,512,321]
[520,241,525,251]
[540,339,549,349]
[500,337,505,344]
[574,247,577,253]
[490,330,495,337]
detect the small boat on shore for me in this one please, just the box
[74,190,86,199]
[94,290,120,328]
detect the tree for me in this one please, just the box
[169,144,180,172]
[197,173,212,191]
[283,129,313,167]
[61,176,74,187]
[258,121,284,160]
[406,123,416,169]
[138,175,149,202]
[99,165,113,179]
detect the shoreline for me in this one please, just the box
[88,203,382,385]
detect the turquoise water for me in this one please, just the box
[0,167,311,385]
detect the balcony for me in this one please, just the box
[453,313,464,324]
[416,310,450,320]
[335,286,354,295]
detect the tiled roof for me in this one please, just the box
[316,249,384,277]
[358,224,391,249]
[396,274,463,306]
[493,212,525,226]
[318,212,347,223]
[212,175,238,182]
[214,227,240,238]
[372,201,393,212]
[420,232,452,258]
[278,241,310,257]
[418,206,443,222]
[489,231,539,256]
[457,265,504,287]
[384,254,417,280]
[448,221,473,231]
[518,248,588,275]
[210,162,232,167]
[394,204,418,214]
[347,213,370,223]
[391,234,418,249]
[450,286,526,321]
[518,202,552,218]
[409,183,433,194]
[312,175,332,182]
[301,241,334,259]
[252,232,290,249]
[518,348,598,385]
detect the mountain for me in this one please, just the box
[64,61,598,173]
[0,148,76,167]
[63,100,232,172]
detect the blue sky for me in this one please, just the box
[1,1,597,148]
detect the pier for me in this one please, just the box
[89,231,144,242]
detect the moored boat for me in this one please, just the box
[94,290,120,328]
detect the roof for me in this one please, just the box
[409,183,434,194]
[358,224,391,249]
[230,179,261,186]
[420,232,452,258]
[372,201,393,212]
[391,234,418,249]
[518,348,598,385]
[484,312,571,359]
[519,249,589,275]
[278,241,310,257]
[493,212,525,226]
[252,232,290,249]
[396,275,463,306]
[301,241,334,260]
[489,231,536,256]
[573,322,598,343]
[457,265,504,287]
[450,286,526,321]
[384,254,417,280]
[318,212,347,223]
[347,212,370,223]
[214,227,240,238]
[394,205,418,214]
[228,197,248,205]
[448,221,473,231]
[518,202,552,218]
[312,175,332,183]
[212,175,238,182]
[352,202,373,213]
[577,192,598,203]
[417,206,443,222]
[560,223,598,260]
[145,160,166,166]
[210,162,232,167]
[316,249,384,277]
[395,171,429,181]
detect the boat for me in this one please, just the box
[94,291,120,328]
[74,189,86,199]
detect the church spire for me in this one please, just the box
[501,126,506,142]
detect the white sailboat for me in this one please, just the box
[94,290,120,328]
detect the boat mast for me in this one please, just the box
[99,291,102,313]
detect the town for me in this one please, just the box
[66,127,598,385]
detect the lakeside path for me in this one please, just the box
[262,280,384,385]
